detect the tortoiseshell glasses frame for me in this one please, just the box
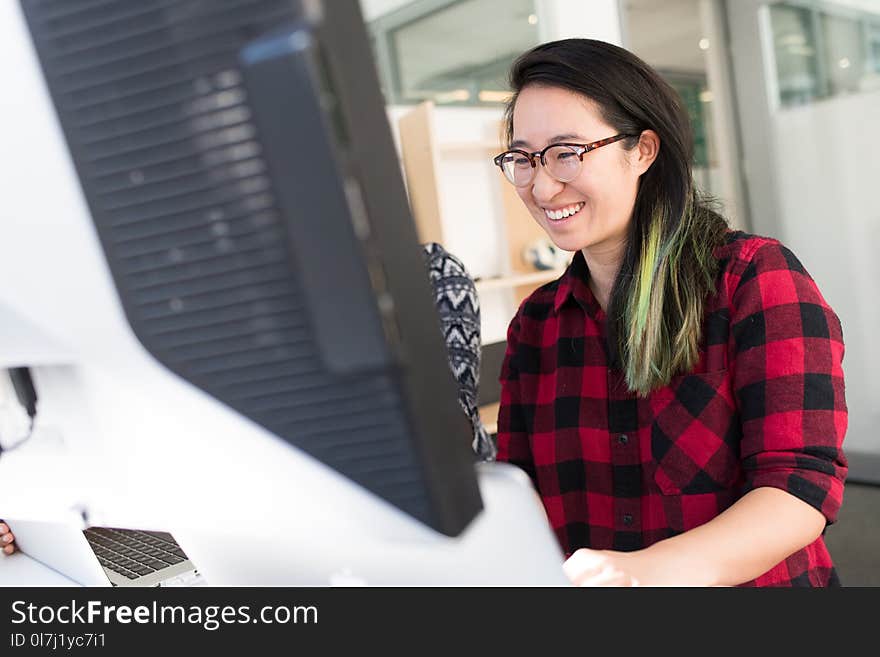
[492,133,636,187]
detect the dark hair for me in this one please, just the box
[504,39,729,394]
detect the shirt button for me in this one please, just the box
[622,514,634,526]
[617,434,629,445]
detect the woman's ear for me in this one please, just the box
[631,130,660,175]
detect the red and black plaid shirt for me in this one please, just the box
[497,231,848,586]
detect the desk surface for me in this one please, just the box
[0,551,79,586]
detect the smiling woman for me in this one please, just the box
[493,39,848,587]
[497,47,728,389]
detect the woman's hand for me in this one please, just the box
[563,548,640,587]
[563,546,729,586]
[1,522,17,555]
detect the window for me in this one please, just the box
[769,3,825,107]
[369,0,539,106]
[869,22,880,73]
[821,12,864,95]
[768,1,880,107]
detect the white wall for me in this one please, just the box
[536,0,623,43]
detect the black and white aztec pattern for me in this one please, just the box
[421,243,495,461]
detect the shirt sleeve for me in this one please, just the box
[495,308,538,487]
[731,240,848,523]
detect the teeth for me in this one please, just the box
[545,202,583,220]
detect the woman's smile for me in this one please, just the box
[542,201,585,224]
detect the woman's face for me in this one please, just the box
[510,85,645,257]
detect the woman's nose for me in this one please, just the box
[530,165,564,203]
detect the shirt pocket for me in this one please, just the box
[649,369,742,495]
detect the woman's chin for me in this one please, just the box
[542,230,588,255]
[535,216,591,252]
[537,233,584,255]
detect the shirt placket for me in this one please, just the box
[607,368,643,551]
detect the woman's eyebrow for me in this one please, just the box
[509,133,587,149]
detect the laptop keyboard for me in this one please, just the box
[83,527,189,580]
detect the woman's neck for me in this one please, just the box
[581,240,626,312]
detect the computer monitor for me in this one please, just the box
[18,0,481,537]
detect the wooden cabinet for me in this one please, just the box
[397,101,569,344]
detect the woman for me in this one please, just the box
[493,39,847,587]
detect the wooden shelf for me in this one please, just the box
[474,269,565,292]
[478,402,500,436]
[398,101,565,311]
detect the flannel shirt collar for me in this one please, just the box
[553,250,604,319]
[552,231,740,316]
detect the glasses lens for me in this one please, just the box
[499,152,534,186]
[545,145,582,182]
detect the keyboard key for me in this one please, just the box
[86,535,114,548]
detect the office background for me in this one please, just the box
[0,0,875,586]
[360,0,880,584]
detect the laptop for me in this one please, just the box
[5,511,204,587]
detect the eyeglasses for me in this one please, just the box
[492,133,635,187]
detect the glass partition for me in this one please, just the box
[768,1,880,107]
[769,3,825,106]
[822,12,865,95]
[368,0,539,106]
